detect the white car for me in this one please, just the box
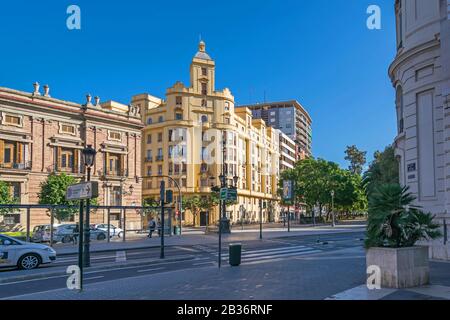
[0,234,56,270]
[95,224,123,238]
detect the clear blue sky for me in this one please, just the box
[0,0,397,168]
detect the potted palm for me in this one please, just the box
[365,184,441,288]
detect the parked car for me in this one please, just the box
[0,234,56,270]
[32,224,108,243]
[95,224,123,238]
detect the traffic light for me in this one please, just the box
[165,190,173,203]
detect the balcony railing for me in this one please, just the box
[156,155,164,161]
[0,161,32,170]
[144,157,153,163]
[104,169,128,177]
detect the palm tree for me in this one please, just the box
[365,184,441,248]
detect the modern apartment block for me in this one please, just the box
[0,84,143,230]
[390,0,450,260]
[237,100,312,160]
[135,41,281,226]
[279,131,296,171]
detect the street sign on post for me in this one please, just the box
[220,188,228,200]
[66,182,99,201]
[227,188,237,201]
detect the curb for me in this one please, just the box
[0,254,196,284]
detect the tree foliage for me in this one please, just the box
[365,184,441,248]
[280,158,366,219]
[0,181,18,215]
[345,145,367,175]
[38,173,98,222]
[363,145,399,196]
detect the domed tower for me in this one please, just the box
[389,0,450,260]
[190,40,216,96]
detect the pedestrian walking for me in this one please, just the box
[147,218,156,238]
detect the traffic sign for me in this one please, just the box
[220,188,228,200]
[66,182,99,201]
[227,188,237,201]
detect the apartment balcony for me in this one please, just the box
[156,155,164,162]
[0,161,32,172]
[144,157,153,163]
[102,168,128,178]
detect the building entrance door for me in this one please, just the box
[200,212,208,227]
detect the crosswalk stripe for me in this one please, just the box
[241,249,322,262]
[225,247,317,259]
[218,245,312,257]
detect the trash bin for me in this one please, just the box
[174,226,181,235]
[229,243,242,266]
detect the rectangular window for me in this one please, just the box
[201,83,207,95]
[147,166,152,176]
[201,68,207,76]
[181,178,187,187]
[147,134,152,144]
[108,131,121,141]
[61,124,76,135]
[158,165,163,175]
[4,115,21,126]
[158,133,163,142]
[176,96,182,105]
[175,113,183,120]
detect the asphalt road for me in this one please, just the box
[0,231,366,299]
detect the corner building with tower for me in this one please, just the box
[136,41,281,227]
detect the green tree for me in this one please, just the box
[182,195,202,226]
[38,173,98,222]
[0,181,18,215]
[345,145,367,175]
[363,145,399,196]
[365,184,441,248]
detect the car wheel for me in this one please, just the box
[118,231,123,238]
[97,233,106,241]
[62,235,71,243]
[18,253,41,270]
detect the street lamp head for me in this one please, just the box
[219,174,225,186]
[233,175,239,187]
[331,190,335,197]
[129,184,134,195]
[82,145,97,167]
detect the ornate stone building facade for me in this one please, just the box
[0,84,143,230]
[137,41,281,226]
[390,0,450,259]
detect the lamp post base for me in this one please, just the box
[221,218,231,234]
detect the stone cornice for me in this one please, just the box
[388,38,440,83]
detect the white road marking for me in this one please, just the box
[0,275,67,286]
[84,276,104,281]
[137,267,164,273]
[193,261,215,266]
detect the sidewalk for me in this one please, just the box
[52,223,366,255]
[6,246,449,300]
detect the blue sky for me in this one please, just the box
[0,0,397,168]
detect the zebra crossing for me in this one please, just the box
[218,245,322,265]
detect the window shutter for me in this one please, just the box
[73,149,79,173]
[56,147,61,171]
[0,140,4,164]
[16,142,23,164]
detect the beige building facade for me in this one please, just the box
[136,41,281,226]
[390,0,450,259]
[0,84,143,230]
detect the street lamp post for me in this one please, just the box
[259,199,263,240]
[331,190,335,227]
[81,145,96,268]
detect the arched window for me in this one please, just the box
[396,86,404,134]
[147,117,153,125]
[201,115,208,123]
[158,116,164,123]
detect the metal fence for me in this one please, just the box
[0,204,162,246]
